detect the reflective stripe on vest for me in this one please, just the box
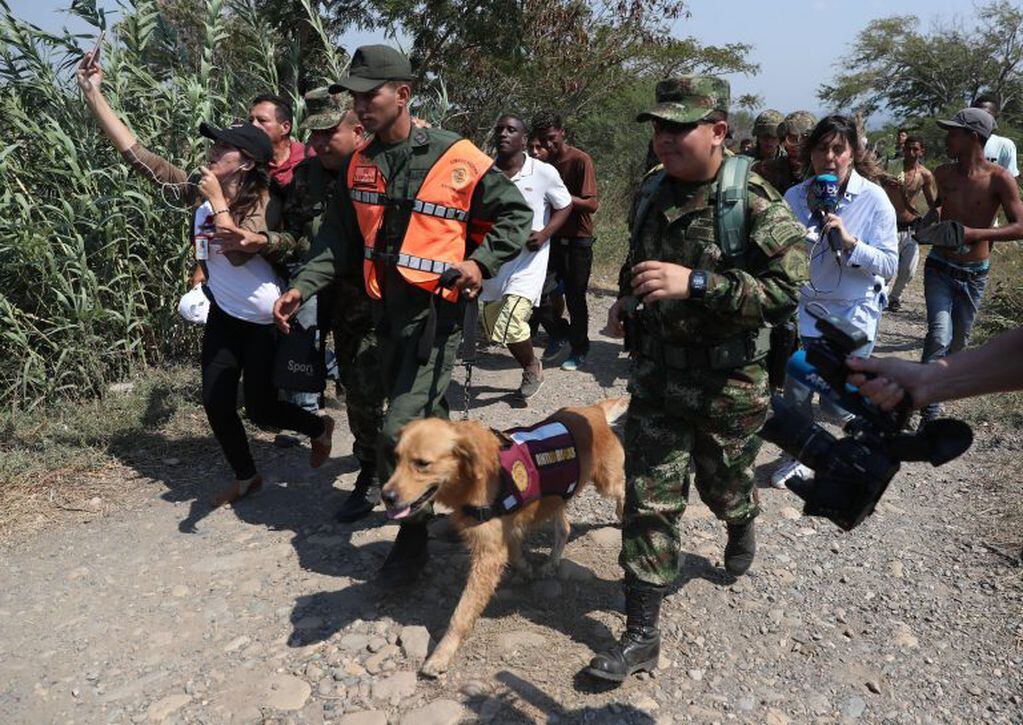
[347,138,494,302]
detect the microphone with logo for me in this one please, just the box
[811,173,844,264]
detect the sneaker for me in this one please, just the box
[771,458,812,489]
[888,298,902,312]
[542,338,567,362]
[519,362,544,399]
[561,354,586,371]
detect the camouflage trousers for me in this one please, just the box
[332,321,385,476]
[620,355,770,587]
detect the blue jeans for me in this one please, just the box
[922,259,989,363]
[920,258,988,420]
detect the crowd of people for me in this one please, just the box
[76,41,1023,686]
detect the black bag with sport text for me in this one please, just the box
[273,318,326,393]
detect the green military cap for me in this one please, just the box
[303,87,350,131]
[753,109,784,137]
[636,76,730,124]
[778,111,817,139]
[329,45,415,94]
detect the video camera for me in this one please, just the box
[759,310,973,531]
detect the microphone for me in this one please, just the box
[811,174,844,263]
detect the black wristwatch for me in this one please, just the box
[688,269,708,299]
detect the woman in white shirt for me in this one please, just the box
[78,51,332,506]
[773,115,898,488]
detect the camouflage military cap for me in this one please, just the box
[303,87,350,131]
[753,109,784,137]
[778,111,817,139]
[636,76,730,124]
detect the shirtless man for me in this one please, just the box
[883,135,937,310]
[916,107,1023,424]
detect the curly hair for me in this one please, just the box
[531,111,563,135]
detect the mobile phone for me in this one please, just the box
[87,30,105,67]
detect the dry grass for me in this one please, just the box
[0,365,204,543]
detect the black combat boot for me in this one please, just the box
[585,577,664,682]
[377,520,429,588]
[335,466,378,523]
[724,518,756,576]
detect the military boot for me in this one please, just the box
[335,466,378,523]
[724,519,756,576]
[585,577,664,682]
[377,521,429,588]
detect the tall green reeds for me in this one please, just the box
[0,0,343,412]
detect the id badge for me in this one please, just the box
[194,234,209,261]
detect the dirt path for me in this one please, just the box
[1,280,1021,724]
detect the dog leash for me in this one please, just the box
[435,268,479,421]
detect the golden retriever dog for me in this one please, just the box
[380,397,628,677]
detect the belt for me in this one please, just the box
[639,328,771,370]
[897,218,922,232]
[925,255,989,282]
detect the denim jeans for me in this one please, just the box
[920,258,988,420]
[921,259,989,363]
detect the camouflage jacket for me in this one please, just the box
[620,170,808,347]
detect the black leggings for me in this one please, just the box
[201,304,325,480]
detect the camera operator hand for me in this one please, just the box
[846,355,929,411]
[847,326,1023,412]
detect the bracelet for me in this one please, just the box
[211,207,229,216]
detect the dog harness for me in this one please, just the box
[462,421,581,522]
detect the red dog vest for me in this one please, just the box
[495,421,580,512]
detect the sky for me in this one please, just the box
[12,0,973,122]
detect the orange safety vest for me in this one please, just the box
[347,138,495,302]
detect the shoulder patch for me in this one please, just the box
[747,172,783,202]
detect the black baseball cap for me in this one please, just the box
[198,121,272,164]
[937,108,997,141]
[329,45,415,94]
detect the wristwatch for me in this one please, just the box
[688,269,708,299]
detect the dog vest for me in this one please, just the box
[462,421,581,522]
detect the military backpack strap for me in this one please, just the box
[629,168,667,254]
[715,154,753,266]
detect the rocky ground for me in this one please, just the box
[1,279,1021,724]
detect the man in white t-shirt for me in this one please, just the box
[482,115,572,398]
[973,95,1019,177]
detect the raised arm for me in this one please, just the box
[77,50,191,193]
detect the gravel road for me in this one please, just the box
[1,278,1020,724]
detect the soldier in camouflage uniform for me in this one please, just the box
[267,88,386,522]
[753,110,817,194]
[585,77,808,683]
[743,108,785,162]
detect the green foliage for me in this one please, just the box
[333,0,757,143]
[0,0,316,411]
[820,2,1023,124]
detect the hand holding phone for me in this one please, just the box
[76,31,104,94]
